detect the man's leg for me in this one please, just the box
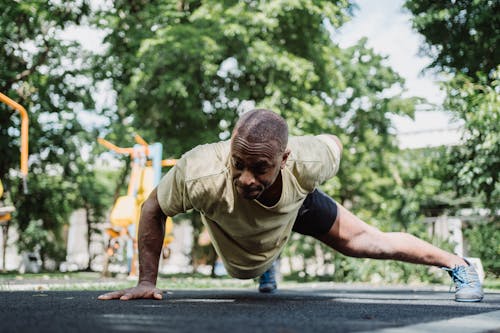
[258,260,278,293]
[294,190,483,302]
[316,203,466,268]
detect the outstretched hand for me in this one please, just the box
[98,281,164,301]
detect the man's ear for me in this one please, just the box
[280,148,291,169]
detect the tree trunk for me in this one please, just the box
[1,223,9,272]
[85,205,92,271]
[113,164,129,204]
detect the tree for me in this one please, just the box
[405,0,499,212]
[93,0,356,154]
[93,0,426,280]
[94,1,416,201]
[405,0,499,276]
[445,70,499,210]
[404,0,500,82]
[0,1,102,269]
[78,167,119,270]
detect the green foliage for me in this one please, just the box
[403,3,499,207]
[391,147,460,220]
[93,1,356,155]
[463,221,500,277]
[445,70,500,209]
[404,0,500,82]
[95,0,428,282]
[94,0,417,212]
[0,1,109,268]
[7,0,493,283]
[1,1,91,177]
[21,219,66,267]
[405,0,499,275]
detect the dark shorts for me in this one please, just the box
[292,189,338,238]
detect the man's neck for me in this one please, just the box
[257,172,282,207]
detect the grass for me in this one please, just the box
[0,271,256,291]
[484,278,500,290]
[0,271,102,280]
[0,271,498,291]
[157,274,255,290]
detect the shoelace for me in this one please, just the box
[442,265,476,292]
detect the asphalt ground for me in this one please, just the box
[1,286,499,333]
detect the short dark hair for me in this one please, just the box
[233,109,288,152]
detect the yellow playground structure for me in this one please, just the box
[0,92,29,272]
[98,135,176,277]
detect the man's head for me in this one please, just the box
[230,109,290,200]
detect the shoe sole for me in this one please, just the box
[455,297,483,302]
[259,289,277,294]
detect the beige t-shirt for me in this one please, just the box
[157,135,341,279]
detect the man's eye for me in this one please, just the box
[233,160,244,170]
[254,166,268,174]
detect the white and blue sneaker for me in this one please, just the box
[442,258,483,302]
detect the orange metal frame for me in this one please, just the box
[0,92,29,179]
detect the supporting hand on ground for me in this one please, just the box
[98,281,163,301]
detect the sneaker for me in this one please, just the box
[259,262,277,293]
[442,258,483,302]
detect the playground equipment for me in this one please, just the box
[0,92,29,272]
[98,135,176,276]
[0,92,28,193]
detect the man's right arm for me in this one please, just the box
[324,134,343,155]
[98,188,167,301]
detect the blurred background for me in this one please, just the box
[0,0,498,286]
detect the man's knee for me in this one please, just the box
[325,225,392,259]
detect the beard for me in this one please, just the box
[234,182,265,200]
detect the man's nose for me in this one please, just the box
[239,169,255,186]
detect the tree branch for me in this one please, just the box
[1,46,49,92]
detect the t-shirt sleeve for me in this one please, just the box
[288,135,342,192]
[156,157,193,217]
[315,134,342,182]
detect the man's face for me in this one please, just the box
[230,135,287,200]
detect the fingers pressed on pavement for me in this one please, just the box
[97,287,165,301]
[122,289,141,300]
[98,291,125,300]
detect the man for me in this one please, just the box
[99,109,483,302]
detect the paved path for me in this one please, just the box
[1,287,499,332]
